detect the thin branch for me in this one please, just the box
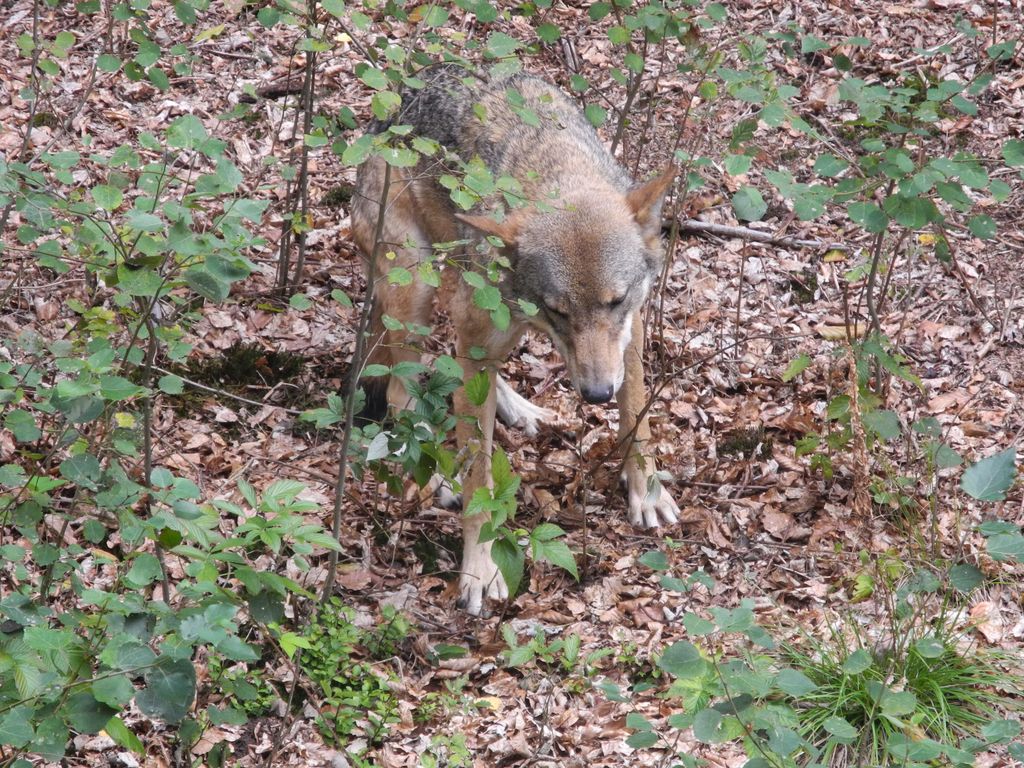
[320,161,392,603]
[671,217,849,250]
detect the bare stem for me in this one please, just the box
[320,162,392,603]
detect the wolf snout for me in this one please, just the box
[580,382,615,404]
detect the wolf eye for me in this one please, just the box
[608,295,626,308]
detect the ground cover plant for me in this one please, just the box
[0,0,1022,766]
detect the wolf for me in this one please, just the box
[350,65,679,615]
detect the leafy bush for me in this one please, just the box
[786,624,1017,765]
[300,598,405,745]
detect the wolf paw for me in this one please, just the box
[624,465,680,529]
[456,543,508,616]
[426,473,462,510]
[496,376,556,437]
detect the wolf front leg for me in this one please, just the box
[619,312,680,528]
[453,365,508,615]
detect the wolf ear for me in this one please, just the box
[455,212,519,247]
[627,165,676,235]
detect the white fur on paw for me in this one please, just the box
[423,473,463,509]
[495,376,555,437]
[625,470,680,529]
[457,543,508,616]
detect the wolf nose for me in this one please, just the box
[581,383,614,404]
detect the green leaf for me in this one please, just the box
[485,31,521,59]
[60,453,101,488]
[626,731,659,749]
[887,690,919,715]
[6,410,40,442]
[801,34,830,53]
[949,563,983,592]
[607,25,629,45]
[91,184,123,210]
[100,375,145,401]
[967,214,996,239]
[136,658,196,724]
[883,194,939,229]
[841,648,872,674]
[92,675,135,708]
[682,613,715,636]
[781,354,811,382]
[536,23,560,43]
[217,634,259,662]
[473,284,502,311]
[961,447,1016,501]
[978,521,1018,535]
[419,4,449,25]
[356,65,388,90]
[863,409,900,441]
[951,94,977,115]
[847,201,889,233]
[490,536,524,596]
[637,550,669,571]
[531,537,578,580]
[125,209,163,232]
[370,90,401,121]
[936,181,972,212]
[465,370,491,407]
[166,114,208,150]
[97,53,121,72]
[626,712,653,731]
[124,553,163,588]
[813,154,849,177]
[30,717,69,761]
[104,715,144,753]
[913,635,945,658]
[116,265,164,296]
[256,6,280,26]
[1002,139,1024,167]
[147,67,169,91]
[342,134,374,166]
[732,186,766,222]
[933,443,962,468]
[775,668,817,696]
[823,715,858,741]
[517,298,538,316]
[289,293,312,310]
[657,640,706,679]
[692,708,730,744]
[990,179,1011,203]
[0,706,34,748]
[158,374,184,394]
[184,266,230,302]
[362,364,390,378]
[66,692,117,734]
[981,719,1021,743]
[584,103,607,127]
[724,153,753,176]
[985,533,1024,562]
[596,678,629,702]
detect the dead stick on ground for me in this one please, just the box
[669,217,850,251]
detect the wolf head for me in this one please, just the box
[458,167,674,403]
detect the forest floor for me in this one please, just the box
[1,0,1023,766]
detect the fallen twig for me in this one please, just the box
[669,217,850,251]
